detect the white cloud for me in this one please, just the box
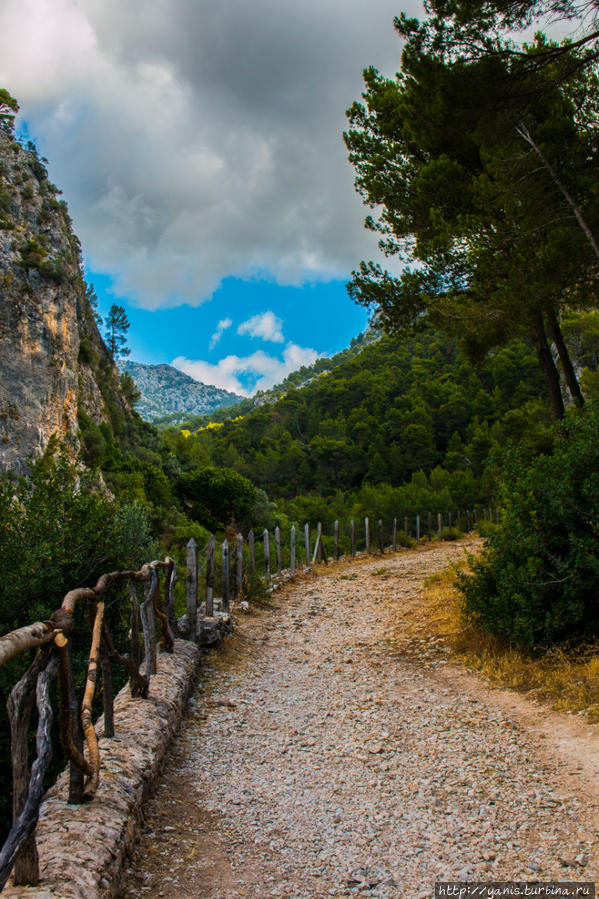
[173,342,319,396]
[0,0,416,309]
[209,317,232,350]
[237,310,284,343]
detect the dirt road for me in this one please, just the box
[120,540,599,898]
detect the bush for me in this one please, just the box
[0,457,156,839]
[458,404,599,649]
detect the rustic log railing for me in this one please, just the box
[0,557,179,890]
[0,505,493,892]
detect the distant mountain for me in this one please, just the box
[120,361,243,423]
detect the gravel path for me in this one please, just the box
[120,540,599,898]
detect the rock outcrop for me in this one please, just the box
[0,127,128,474]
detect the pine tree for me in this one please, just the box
[104,304,130,358]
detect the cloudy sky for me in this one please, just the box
[0,0,423,394]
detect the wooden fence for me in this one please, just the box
[0,505,492,891]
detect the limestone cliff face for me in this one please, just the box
[0,127,128,474]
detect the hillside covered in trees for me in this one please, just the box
[163,326,552,525]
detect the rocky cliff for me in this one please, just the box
[119,361,243,424]
[0,127,129,474]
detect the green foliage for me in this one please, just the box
[166,328,550,511]
[176,466,257,531]
[0,456,155,840]
[78,336,96,365]
[18,236,69,283]
[0,457,154,631]
[120,371,141,407]
[0,89,18,132]
[458,403,599,648]
[104,304,130,359]
[344,18,599,414]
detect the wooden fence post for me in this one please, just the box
[428,511,432,540]
[312,522,322,566]
[129,585,142,695]
[334,520,339,560]
[66,638,85,805]
[141,568,157,678]
[304,523,310,567]
[416,514,421,543]
[248,530,255,575]
[264,529,271,581]
[290,525,296,573]
[438,512,443,539]
[378,519,384,554]
[350,520,355,557]
[275,526,281,574]
[364,517,370,553]
[392,517,397,551]
[206,535,215,617]
[404,516,409,540]
[222,540,230,613]
[186,537,198,641]
[100,646,114,738]
[164,560,178,641]
[236,533,243,598]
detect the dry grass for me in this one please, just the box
[423,563,599,724]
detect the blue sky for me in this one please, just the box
[89,271,368,395]
[1,0,420,394]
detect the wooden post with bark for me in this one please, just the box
[100,644,114,738]
[416,514,421,543]
[392,517,397,551]
[140,568,157,679]
[334,520,339,560]
[312,522,323,566]
[206,535,215,617]
[275,526,281,575]
[350,520,355,557]
[378,519,384,555]
[186,538,198,642]
[290,525,296,573]
[438,513,442,539]
[364,517,370,554]
[264,529,271,582]
[236,534,243,598]
[248,530,256,575]
[222,540,230,613]
[129,585,142,695]
[304,523,310,568]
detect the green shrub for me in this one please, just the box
[0,456,155,840]
[458,403,599,649]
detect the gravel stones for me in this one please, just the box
[121,542,599,898]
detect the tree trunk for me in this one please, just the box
[547,309,585,407]
[531,311,565,419]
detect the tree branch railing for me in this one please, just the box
[0,557,178,891]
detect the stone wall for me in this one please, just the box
[3,640,200,899]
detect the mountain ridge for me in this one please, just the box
[119,360,243,424]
